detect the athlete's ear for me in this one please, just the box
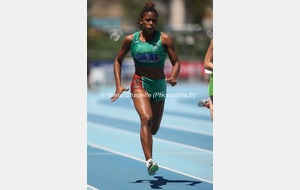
[139,18,143,25]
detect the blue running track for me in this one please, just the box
[87,83,213,190]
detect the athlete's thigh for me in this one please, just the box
[132,89,152,118]
[151,100,165,127]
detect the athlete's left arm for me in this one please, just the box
[161,32,181,86]
[204,39,213,71]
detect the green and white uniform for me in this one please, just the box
[130,31,167,68]
[208,73,213,97]
[130,31,167,101]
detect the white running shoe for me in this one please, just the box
[198,98,211,108]
[147,160,159,176]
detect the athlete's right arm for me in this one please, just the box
[111,34,133,102]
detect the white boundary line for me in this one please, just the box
[88,121,213,154]
[87,109,213,137]
[88,142,213,184]
[87,184,99,190]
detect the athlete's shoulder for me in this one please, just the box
[124,33,135,41]
[120,33,135,48]
[160,31,170,39]
[160,31,174,46]
[126,31,142,42]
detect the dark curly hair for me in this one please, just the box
[138,1,158,29]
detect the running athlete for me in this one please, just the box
[110,2,181,175]
[203,39,213,121]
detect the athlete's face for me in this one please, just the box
[140,12,157,34]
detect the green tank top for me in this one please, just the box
[130,31,167,68]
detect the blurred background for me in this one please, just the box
[87,0,213,90]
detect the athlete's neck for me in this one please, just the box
[140,30,156,42]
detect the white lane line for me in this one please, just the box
[88,143,213,184]
[87,101,212,136]
[88,152,210,156]
[88,121,212,154]
[87,184,99,190]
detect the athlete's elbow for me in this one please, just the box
[177,62,181,72]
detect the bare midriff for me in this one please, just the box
[135,66,165,79]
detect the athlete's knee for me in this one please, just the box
[140,115,153,127]
[151,125,160,135]
[151,129,158,135]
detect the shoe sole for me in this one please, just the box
[198,100,210,109]
[148,163,159,175]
